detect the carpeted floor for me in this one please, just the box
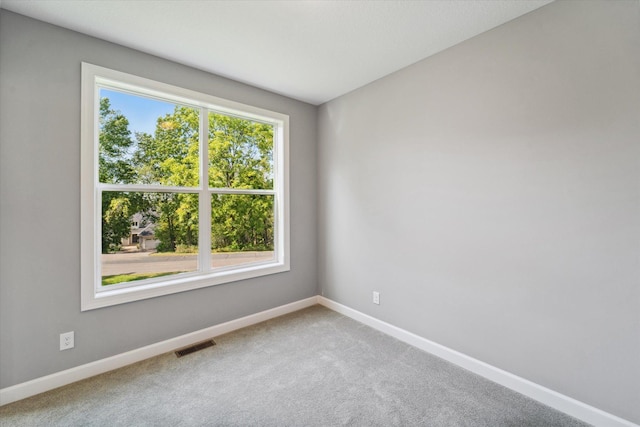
[0,305,589,426]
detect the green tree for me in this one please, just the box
[133,106,200,252]
[211,194,274,251]
[208,113,273,189]
[131,107,274,253]
[101,192,133,253]
[99,98,138,253]
[208,113,274,251]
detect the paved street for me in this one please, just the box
[101,250,274,277]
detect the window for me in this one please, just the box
[81,63,289,311]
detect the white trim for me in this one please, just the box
[97,184,276,195]
[86,262,290,311]
[317,297,638,427]
[0,297,318,406]
[92,64,286,125]
[198,107,211,274]
[80,62,290,311]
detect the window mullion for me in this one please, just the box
[198,108,211,273]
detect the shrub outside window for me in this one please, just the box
[81,63,289,311]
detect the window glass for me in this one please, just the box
[99,89,199,187]
[211,194,275,270]
[208,112,274,190]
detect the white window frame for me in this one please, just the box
[81,63,290,311]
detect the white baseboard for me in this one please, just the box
[0,296,318,406]
[317,296,637,427]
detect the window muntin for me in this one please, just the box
[81,63,289,311]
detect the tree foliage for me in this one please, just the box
[100,98,275,253]
[208,112,274,251]
[99,99,139,253]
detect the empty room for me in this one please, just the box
[0,0,638,426]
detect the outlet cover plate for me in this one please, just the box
[60,331,74,350]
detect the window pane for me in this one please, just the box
[99,89,199,187]
[208,112,274,189]
[211,194,275,269]
[101,191,199,287]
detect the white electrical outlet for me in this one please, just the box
[373,291,380,305]
[60,331,74,351]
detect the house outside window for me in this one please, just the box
[81,63,290,311]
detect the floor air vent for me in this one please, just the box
[175,339,216,358]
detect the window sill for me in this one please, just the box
[81,261,290,311]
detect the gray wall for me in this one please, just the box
[2,1,639,424]
[0,11,317,388]
[318,0,639,423]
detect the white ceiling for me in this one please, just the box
[1,0,552,105]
